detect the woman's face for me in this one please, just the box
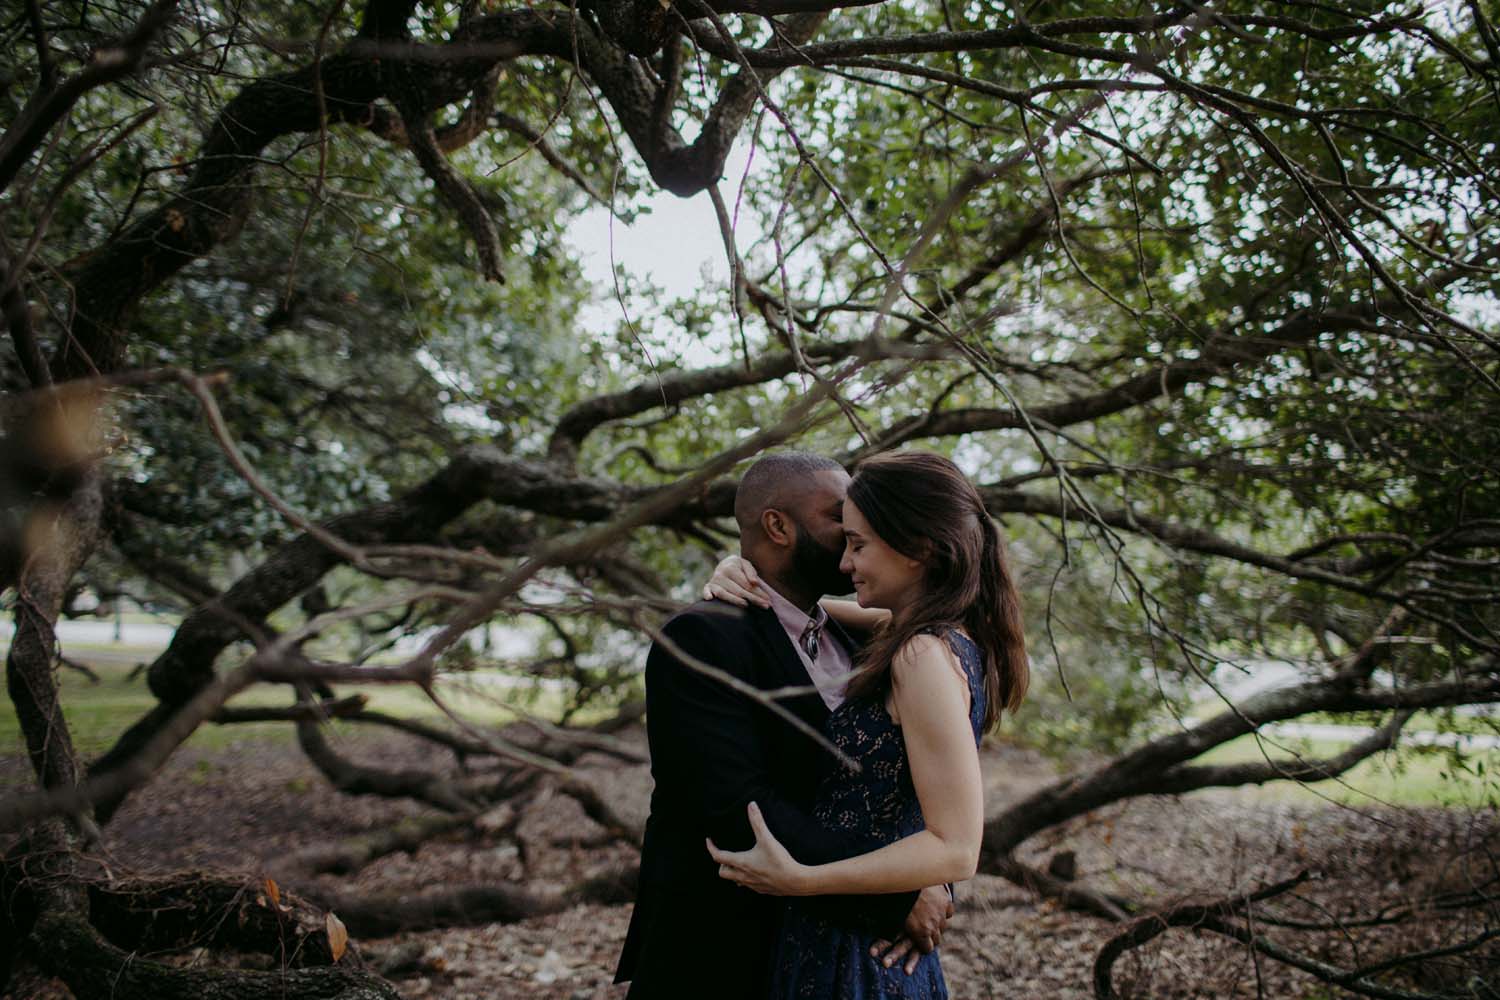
[839,498,925,612]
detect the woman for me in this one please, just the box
[704,450,1028,999]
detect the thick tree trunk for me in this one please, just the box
[31,907,399,1000]
[4,859,402,999]
[5,466,102,797]
[87,872,346,965]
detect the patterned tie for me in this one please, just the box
[798,616,824,661]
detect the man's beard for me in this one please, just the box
[790,520,853,598]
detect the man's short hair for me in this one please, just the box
[734,451,846,535]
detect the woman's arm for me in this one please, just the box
[701,556,893,632]
[702,555,770,608]
[709,634,982,895]
[818,597,890,633]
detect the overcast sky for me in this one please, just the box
[566,142,763,332]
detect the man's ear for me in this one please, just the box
[761,508,793,547]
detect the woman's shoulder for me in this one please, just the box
[912,624,979,658]
[891,628,970,687]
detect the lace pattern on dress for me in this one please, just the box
[768,627,987,1000]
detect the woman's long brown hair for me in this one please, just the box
[844,451,1028,729]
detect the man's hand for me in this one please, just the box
[869,884,954,974]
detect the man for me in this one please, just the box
[615,452,953,999]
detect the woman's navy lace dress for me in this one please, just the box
[770,628,986,999]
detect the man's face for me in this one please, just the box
[786,469,854,597]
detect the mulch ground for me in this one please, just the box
[3,725,1494,999]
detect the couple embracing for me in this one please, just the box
[615,450,1028,999]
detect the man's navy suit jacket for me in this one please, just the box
[615,600,917,999]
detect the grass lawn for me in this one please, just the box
[1301,707,1500,736]
[0,646,592,772]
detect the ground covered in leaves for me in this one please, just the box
[4,726,1494,999]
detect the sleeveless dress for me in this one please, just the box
[769,628,987,999]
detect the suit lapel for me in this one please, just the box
[746,605,830,729]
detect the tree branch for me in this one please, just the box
[0,0,179,195]
[307,866,637,937]
[400,107,506,283]
[547,335,958,465]
[0,242,50,388]
[1141,709,1415,794]
[982,668,1500,861]
[867,308,1378,453]
[1093,871,1314,999]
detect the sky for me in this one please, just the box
[564,142,763,334]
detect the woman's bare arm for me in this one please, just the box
[709,634,982,895]
[818,598,891,633]
[702,555,893,633]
